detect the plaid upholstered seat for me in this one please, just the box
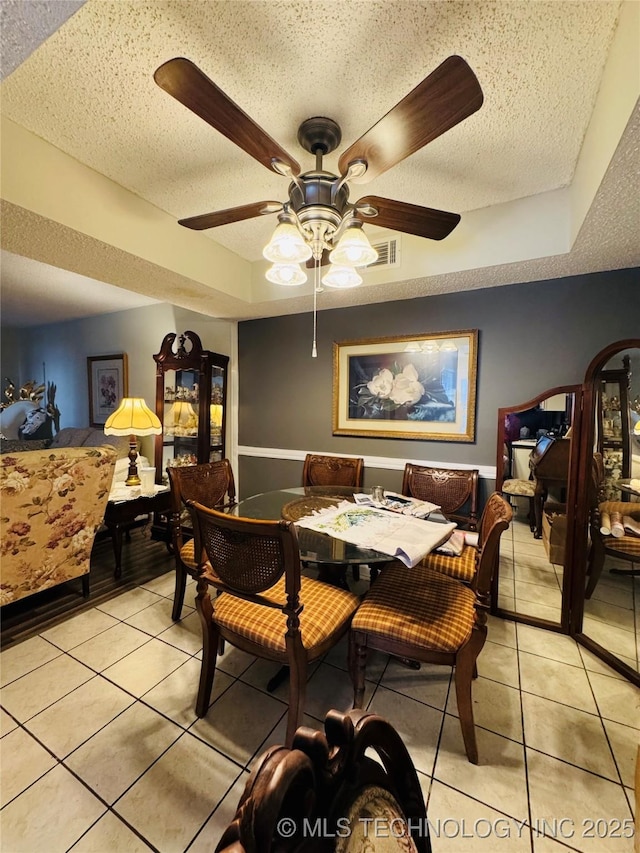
[189,500,361,748]
[167,460,236,620]
[420,544,477,583]
[350,492,512,765]
[352,565,476,652]
[212,574,359,653]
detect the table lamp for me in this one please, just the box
[104,397,162,486]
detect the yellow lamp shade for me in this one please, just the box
[104,398,162,436]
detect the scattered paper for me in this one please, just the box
[295,500,456,567]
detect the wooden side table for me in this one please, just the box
[104,487,172,578]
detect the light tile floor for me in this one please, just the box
[1,566,639,852]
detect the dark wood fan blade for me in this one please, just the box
[339,55,483,183]
[155,58,300,176]
[179,201,282,231]
[356,196,460,240]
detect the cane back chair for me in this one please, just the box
[303,453,364,488]
[189,502,360,747]
[402,463,479,529]
[167,459,236,621]
[350,492,512,764]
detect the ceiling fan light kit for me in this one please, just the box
[265,263,308,287]
[322,265,364,289]
[154,53,483,354]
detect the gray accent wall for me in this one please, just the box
[238,268,639,498]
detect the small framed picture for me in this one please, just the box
[87,354,128,427]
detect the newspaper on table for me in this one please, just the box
[295,500,456,568]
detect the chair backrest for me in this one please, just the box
[302,453,364,488]
[216,708,430,853]
[402,463,479,529]
[189,501,302,604]
[473,492,512,602]
[167,459,236,515]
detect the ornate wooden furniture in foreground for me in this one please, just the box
[189,503,360,746]
[216,708,430,853]
[153,330,229,475]
[167,459,236,620]
[402,463,479,530]
[302,454,364,488]
[350,493,512,764]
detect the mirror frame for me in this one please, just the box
[567,337,640,687]
[493,385,579,631]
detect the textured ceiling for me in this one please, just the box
[0,0,638,326]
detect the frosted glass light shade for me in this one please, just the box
[104,397,162,436]
[263,221,312,263]
[329,223,378,267]
[266,263,307,286]
[322,264,363,289]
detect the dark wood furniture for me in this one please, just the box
[216,708,431,853]
[529,435,571,538]
[104,488,172,578]
[167,459,236,620]
[153,330,229,476]
[350,493,512,764]
[189,502,360,746]
[302,453,364,488]
[401,462,479,529]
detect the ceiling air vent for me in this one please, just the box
[369,237,400,268]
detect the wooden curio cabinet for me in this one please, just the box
[596,355,631,500]
[153,331,229,481]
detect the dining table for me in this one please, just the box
[230,484,452,587]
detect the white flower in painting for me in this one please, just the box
[367,368,394,399]
[389,364,424,406]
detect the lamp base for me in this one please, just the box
[125,437,140,486]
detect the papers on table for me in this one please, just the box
[353,491,441,519]
[295,500,456,568]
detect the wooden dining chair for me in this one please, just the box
[349,492,512,764]
[167,459,236,621]
[402,463,479,530]
[189,501,361,747]
[419,487,505,585]
[302,453,365,580]
[302,453,364,488]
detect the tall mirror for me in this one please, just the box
[573,344,640,682]
[493,386,577,628]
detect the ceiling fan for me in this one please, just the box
[153,55,484,273]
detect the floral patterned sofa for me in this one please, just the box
[0,445,117,605]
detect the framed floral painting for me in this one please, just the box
[332,330,478,441]
[87,354,128,427]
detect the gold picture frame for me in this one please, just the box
[87,354,128,427]
[333,330,478,442]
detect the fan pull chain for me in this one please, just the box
[312,259,319,358]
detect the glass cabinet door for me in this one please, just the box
[154,332,229,478]
[597,360,630,500]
